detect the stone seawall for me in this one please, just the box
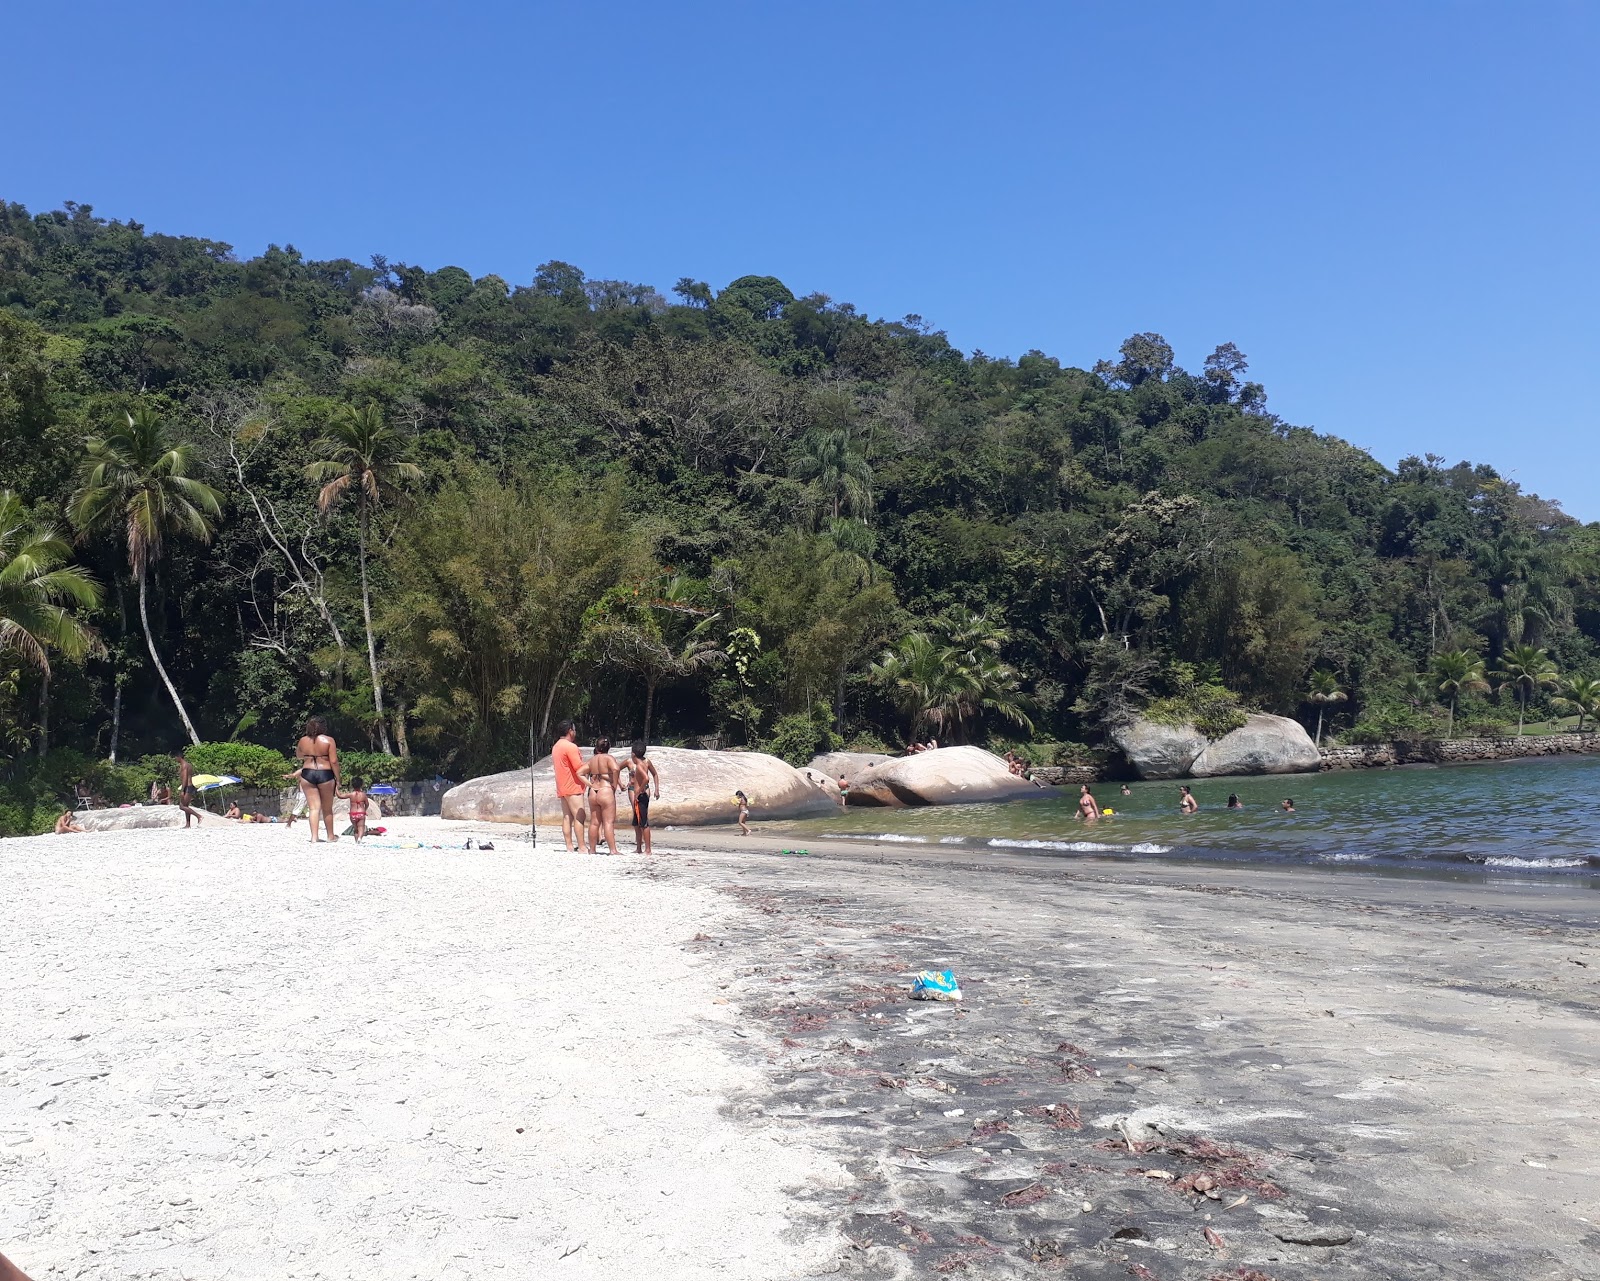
[1028,765,1101,786]
[1320,733,1600,770]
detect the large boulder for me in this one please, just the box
[845,746,1040,807]
[1189,713,1321,777]
[75,805,223,831]
[808,751,894,783]
[441,746,836,827]
[1111,719,1208,780]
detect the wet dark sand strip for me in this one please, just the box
[638,830,1600,1279]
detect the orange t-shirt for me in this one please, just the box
[553,739,585,798]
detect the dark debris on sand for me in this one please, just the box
[669,866,1471,1281]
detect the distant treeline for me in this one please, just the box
[1,197,1596,799]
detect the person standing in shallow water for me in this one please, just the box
[1179,784,1199,814]
[552,720,586,852]
[295,715,340,843]
[1077,784,1101,820]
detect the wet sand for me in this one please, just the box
[649,826,1600,1278]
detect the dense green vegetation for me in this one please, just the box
[3,198,1598,828]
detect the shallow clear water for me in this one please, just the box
[772,755,1600,877]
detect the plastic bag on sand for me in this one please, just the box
[911,969,962,1001]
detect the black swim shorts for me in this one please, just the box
[631,791,651,829]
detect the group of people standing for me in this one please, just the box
[552,722,661,855]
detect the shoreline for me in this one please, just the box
[6,819,1599,1278]
[1032,731,1600,786]
[649,827,1600,1277]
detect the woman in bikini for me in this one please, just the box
[580,737,623,855]
[295,715,341,844]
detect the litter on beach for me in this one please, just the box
[911,968,962,1001]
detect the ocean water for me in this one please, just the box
[775,754,1600,877]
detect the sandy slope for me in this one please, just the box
[0,823,841,1281]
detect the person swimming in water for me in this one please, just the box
[1226,793,1242,809]
[1280,798,1296,813]
[1179,784,1199,814]
[1120,783,1131,796]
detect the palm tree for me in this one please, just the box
[1554,675,1600,733]
[306,404,421,754]
[792,426,873,524]
[1429,649,1489,739]
[71,409,220,744]
[872,628,1032,744]
[0,490,101,676]
[1492,643,1559,736]
[872,632,967,742]
[1304,669,1347,747]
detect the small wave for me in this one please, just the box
[1321,852,1376,862]
[938,835,967,845]
[825,832,928,844]
[987,837,1172,855]
[1482,855,1588,869]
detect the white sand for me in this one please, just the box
[0,822,840,1280]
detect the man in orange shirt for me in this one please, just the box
[552,720,587,852]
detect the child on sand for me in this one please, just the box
[735,790,750,836]
[282,767,308,826]
[344,778,369,842]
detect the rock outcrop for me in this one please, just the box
[442,746,836,827]
[76,805,223,831]
[835,746,1040,807]
[1189,713,1320,777]
[808,751,894,783]
[1110,719,1209,780]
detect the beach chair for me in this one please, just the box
[73,782,94,811]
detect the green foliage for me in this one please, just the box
[1142,665,1249,739]
[1,199,1598,779]
[184,741,295,787]
[1343,702,1439,745]
[764,704,841,767]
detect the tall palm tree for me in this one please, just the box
[71,409,220,744]
[1304,669,1347,747]
[1555,675,1600,733]
[792,426,873,524]
[1429,649,1488,739]
[0,490,101,676]
[306,404,421,754]
[1492,643,1559,736]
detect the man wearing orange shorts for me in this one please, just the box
[552,720,587,852]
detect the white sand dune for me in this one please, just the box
[0,822,840,1280]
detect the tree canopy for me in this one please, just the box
[1,197,1597,792]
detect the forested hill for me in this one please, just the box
[2,198,1596,788]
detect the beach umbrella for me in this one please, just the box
[188,773,241,815]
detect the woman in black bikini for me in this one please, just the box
[295,715,341,844]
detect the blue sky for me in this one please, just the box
[5,1,1597,516]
